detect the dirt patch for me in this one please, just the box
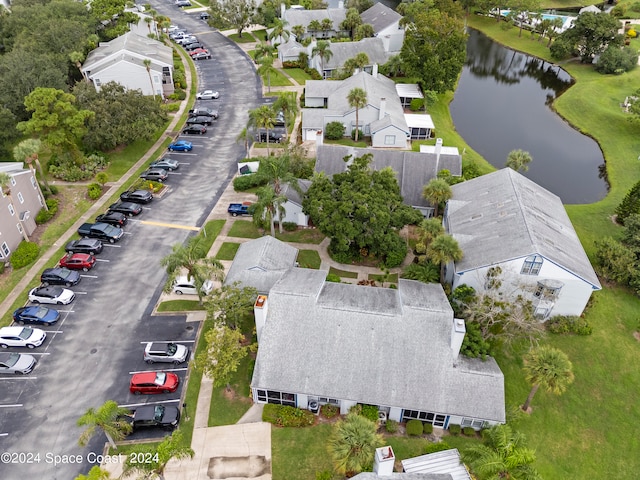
[222,387,252,404]
[633,331,640,341]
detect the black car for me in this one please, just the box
[108,201,143,216]
[188,107,218,119]
[256,129,286,143]
[125,405,180,431]
[184,42,203,51]
[120,190,153,204]
[41,267,81,287]
[199,12,210,20]
[182,124,207,135]
[65,238,103,255]
[96,211,128,227]
[13,306,60,326]
[186,115,213,126]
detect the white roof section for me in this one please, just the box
[252,269,506,423]
[396,83,424,100]
[405,114,435,129]
[579,5,601,13]
[447,168,601,288]
[420,144,460,156]
[0,163,27,174]
[354,473,452,480]
[402,449,471,480]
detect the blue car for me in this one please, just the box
[13,306,60,326]
[168,140,193,152]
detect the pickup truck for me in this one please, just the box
[77,222,124,243]
[227,203,253,217]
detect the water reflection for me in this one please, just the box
[451,29,607,204]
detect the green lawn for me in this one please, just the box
[325,138,369,148]
[228,220,261,238]
[156,300,204,312]
[261,70,294,88]
[271,424,334,480]
[284,67,312,85]
[329,266,358,279]
[216,242,240,261]
[296,250,321,269]
[228,32,256,43]
[275,228,325,244]
[368,273,399,283]
[252,29,268,42]
[208,353,254,426]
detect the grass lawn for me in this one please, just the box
[261,69,293,88]
[284,68,312,85]
[228,220,261,238]
[208,353,254,426]
[228,32,256,43]
[275,228,325,244]
[368,273,399,283]
[216,242,241,261]
[156,300,204,312]
[329,266,358,279]
[296,250,321,269]
[252,29,268,42]
[325,138,368,148]
[271,424,334,479]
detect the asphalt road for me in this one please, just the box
[0,7,262,478]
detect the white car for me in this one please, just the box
[196,90,219,100]
[0,352,37,374]
[28,286,75,305]
[172,276,214,295]
[0,327,46,349]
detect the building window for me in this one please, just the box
[38,195,44,207]
[17,192,24,204]
[31,177,37,189]
[17,223,22,234]
[8,205,14,216]
[256,389,296,407]
[534,281,562,299]
[318,397,339,405]
[10,177,16,187]
[1,242,9,257]
[402,409,446,427]
[153,75,160,84]
[461,418,485,430]
[521,255,543,275]
[95,79,101,87]
[534,307,549,319]
[384,135,395,145]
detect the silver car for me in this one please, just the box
[196,90,219,100]
[150,158,180,171]
[0,352,37,374]
[143,342,189,365]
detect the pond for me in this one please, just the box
[450,28,608,204]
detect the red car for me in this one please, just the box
[59,253,96,272]
[189,48,208,56]
[130,371,179,395]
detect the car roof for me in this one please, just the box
[131,371,161,383]
[0,326,30,335]
[35,286,63,293]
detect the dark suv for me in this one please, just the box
[140,168,168,182]
[256,129,286,143]
[120,190,153,204]
[41,267,81,287]
[125,405,180,431]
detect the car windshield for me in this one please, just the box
[59,269,72,279]
[153,405,165,421]
[154,372,167,386]
[18,328,33,340]
[167,344,177,355]
[35,307,49,319]
[5,353,20,367]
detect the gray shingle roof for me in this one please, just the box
[252,270,505,423]
[281,179,311,206]
[283,8,347,30]
[322,37,390,70]
[447,168,601,288]
[315,145,461,209]
[277,37,306,57]
[223,236,299,294]
[360,2,403,33]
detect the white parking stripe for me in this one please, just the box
[119,399,180,408]
[0,377,37,381]
[103,244,121,248]
[95,259,109,263]
[28,353,50,356]
[74,291,88,295]
[123,232,133,235]
[168,172,182,175]
[0,433,8,436]
[80,274,98,278]
[166,152,197,155]
[139,340,195,344]
[0,404,23,408]
[128,367,188,374]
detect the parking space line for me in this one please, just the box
[119,399,180,408]
[124,232,133,235]
[168,172,182,175]
[129,367,188,374]
[75,291,88,295]
[139,221,200,231]
[28,353,50,356]
[81,274,99,278]
[0,404,23,408]
[166,152,197,155]
[0,433,8,437]
[0,377,37,381]
[95,259,109,263]
[103,244,121,248]
[139,340,195,344]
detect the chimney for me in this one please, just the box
[451,318,466,360]
[372,63,378,78]
[254,295,269,341]
[379,98,386,121]
[435,137,443,165]
[373,446,395,476]
[281,2,286,17]
[316,130,323,146]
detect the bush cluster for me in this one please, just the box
[162,102,180,113]
[546,315,593,335]
[262,404,315,427]
[35,199,59,224]
[350,129,363,141]
[281,60,322,79]
[424,441,451,454]
[325,273,341,283]
[385,419,398,433]
[282,222,297,231]
[359,404,380,423]
[87,183,102,200]
[168,89,187,101]
[410,98,424,111]
[406,419,423,436]
[463,426,476,436]
[448,424,461,435]
[325,121,345,140]
[596,46,638,74]
[320,404,339,418]
[233,174,266,191]
[423,423,433,434]
[49,154,108,182]
[10,241,39,269]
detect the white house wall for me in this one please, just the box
[91,62,162,97]
[453,255,596,318]
[377,25,404,53]
[281,201,309,227]
[371,124,409,148]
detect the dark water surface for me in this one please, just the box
[450,29,607,204]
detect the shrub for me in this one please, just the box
[168,89,187,100]
[385,419,399,433]
[95,172,108,186]
[595,45,638,74]
[36,198,59,224]
[610,4,626,18]
[44,184,59,197]
[10,241,39,269]
[233,174,266,191]
[460,321,491,359]
[358,404,380,423]
[628,29,637,38]
[409,98,424,111]
[463,426,476,436]
[406,419,423,436]
[350,128,363,140]
[282,61,299,68]
[546,315,593,335]
[448,424,461,435]
[282,222,298,231]
[87,183,102,200]
[326,273,341,283]
[383,244,407,268]
[423,423,433,434]
[162,102,181,113]
[262,404,315,427]
[325,121,345,140]
[424,441,450,454]
[632,2,640,12]
[316,471,333,480]
[320,404,339,418]
[0,262,4,273]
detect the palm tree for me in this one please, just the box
[422,178,452,218]
[256,155,298,196]
[463,424,542,480]
[327,413,384,476]
[546,17,564,47]
[236,127,252,158]
[347,87,367,142]
[257,55,277,94]
[74,466,112,480]
[252,105,277,156]
[382,55,404,77]
[426,233,463,284]
[291,24,305,40]
[274,92,299,140]
[312,40,333,77]
[506,149,533,172]
[253,185,286,235]
[268,17,290,43]
[143,59,155,100]
[77,400,132,449]
[308,19,322,37]
[415,217,445,261]
[69,51,85,78]
[144,16,153,34]
[14,138,51,196]
[401,262,440,284]
[160,235,224,305]
[254,42,275,63]
[321,18,333,37]
[341,8,362,38]
[522,345,574,412]
[122,431,194,480]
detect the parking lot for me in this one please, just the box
[0,6,262,477]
